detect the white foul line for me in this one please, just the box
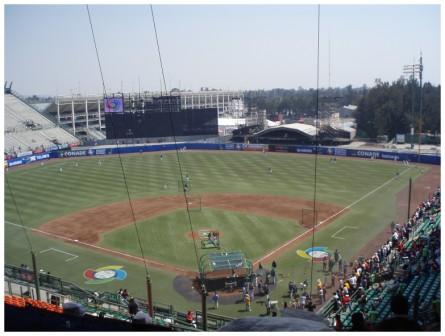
[5,220,192,273]
[257,167,411,263]
[331,226,358,240]
[39,247,79,262]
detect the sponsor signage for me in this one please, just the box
[334,148,347,156]
[95,149,107,155]
[61,150,88,157]
[381,153,399,160]
[17,151,33,158]
[296,148,313,153]
[354,150,380,158]
[243,144,264,151]
[8,159,24,167]
[35,153,50,160]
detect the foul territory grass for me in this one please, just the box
[4,151,425,317]
[100,208,305,269]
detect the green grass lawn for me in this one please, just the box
[100,208,304,269]
[4,151,425,317]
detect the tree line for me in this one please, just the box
[244,79,440,139]
[355,79,440,139]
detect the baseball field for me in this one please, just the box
[4,150,438,317]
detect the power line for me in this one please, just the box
[309,4,321,300]
[5,177,34,252]
[86,5,150,278]
[149,5,201,273]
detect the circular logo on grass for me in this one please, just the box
[83,265,127,285]
[296,247,330,262]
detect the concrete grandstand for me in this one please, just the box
[4,92,79,156]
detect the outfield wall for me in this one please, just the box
[5,142,440,168]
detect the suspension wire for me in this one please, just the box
[309,4,321,299]
[86,5,150,277]
[150,5,202,273]
[5,176,34,252]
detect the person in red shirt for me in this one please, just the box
[342,294,351,311]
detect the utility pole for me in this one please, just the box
[146,275,154,317]
[31,251,41,301]
[407,177,412,222]
[418,53,423,161]
[402,53,423,162]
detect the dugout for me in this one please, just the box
[198,251,253,292]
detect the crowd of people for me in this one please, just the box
[325,186,441,331]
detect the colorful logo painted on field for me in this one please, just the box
[297,247,330,262]
[83,265,127,285]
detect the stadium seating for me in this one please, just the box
[4,93,79,155]
[320,187,440,331]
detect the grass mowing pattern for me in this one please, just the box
[100,208,304,269]
[4,151,423,317]
[5,151,403,228]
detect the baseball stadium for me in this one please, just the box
[4,4,441,333]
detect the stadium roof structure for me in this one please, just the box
[198,251,252,277]
[252,122,317,139]
[249,122,352,145]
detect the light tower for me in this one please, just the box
[403,53,423,159]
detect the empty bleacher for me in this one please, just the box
[4,93,79,154]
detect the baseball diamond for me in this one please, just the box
[4,150,439,318]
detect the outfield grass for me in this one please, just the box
[4,151,425,317]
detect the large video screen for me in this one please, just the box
[105,108,218,139]
[104,97,124,113]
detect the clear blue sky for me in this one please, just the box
[4,4,441,96]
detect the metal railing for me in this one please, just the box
[4,264,231,331]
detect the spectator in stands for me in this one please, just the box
[376,294,421,331]
[121,289,129,300]
[128,297,138,317]
[342,294,351,312]
[186,310,196,328]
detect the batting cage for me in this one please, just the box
[199,229,220,249]
[198,251,253,292]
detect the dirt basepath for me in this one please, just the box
[38,193,344,274]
